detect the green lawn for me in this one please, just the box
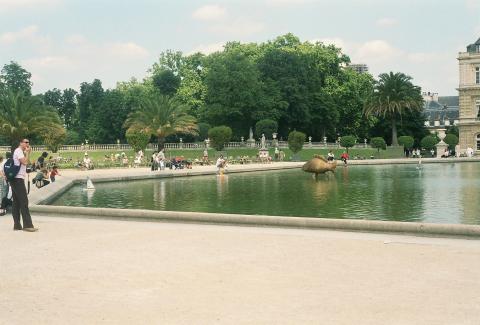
[23,146,404,169]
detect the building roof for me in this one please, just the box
[466,37,480,53]
[438,96,459,107]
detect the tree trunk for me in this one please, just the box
[157,137,165,151]
[391,118,398,146]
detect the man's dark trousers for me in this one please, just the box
[9,178,33,229]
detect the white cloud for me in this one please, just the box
[465,0,480,9]
[188,42,225,55]
[192,5,227,21]
[376,17,398,27]
[106,42,150,59]
[209,18,265,38]
[356,40,401,62]
[0,0,61,12]
[0,25,39,44]
[312,38,347,50]
[265,0,316,6]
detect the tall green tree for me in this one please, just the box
[364,72,424,146]
[0,61,32,95]
[60,88,78,129]
[76,79,104,140]
[124,94,198,150]
[0,91,63,151]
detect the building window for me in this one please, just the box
[477,45,480,52]
[476,67,480,84]
[477,134,480,150]
[477,100,480,119]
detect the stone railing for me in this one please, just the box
[0,141,372,153]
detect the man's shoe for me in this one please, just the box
[22,227,38,232]
[13,227,22,231]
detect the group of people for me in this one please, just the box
[151,149,166,171]
[273,147,286,161]
[405,148,422,158]
[326,150,350,165]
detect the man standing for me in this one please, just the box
[10,139,37,232]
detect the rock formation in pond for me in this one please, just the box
[302,155,337,177]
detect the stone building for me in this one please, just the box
[458,37,480,153]
[423,92,459,132]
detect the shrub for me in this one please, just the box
[288,131,306,154]
[64,130,81,145]
[370,137,386,152]
[126,129,150,152]
[398,135,414,149]
[443,134,459,150]
[420,135,438,150]
[255,119,278,139]
[339,135,356,153]
[208,126,232,151]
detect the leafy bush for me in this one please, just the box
[208,126,232,151]
[443,134,459,150]
[339,135,356,152]
[64,130,81,145]
[370,137,386,152]
[420,135,438,150]
[288,131,306,154]
[255,119,278,139]
[398,135,414,149]
[126,129,150,152]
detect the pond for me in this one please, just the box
[50,163,480,225]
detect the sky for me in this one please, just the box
[1,0,479,95]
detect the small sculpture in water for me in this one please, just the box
[302,155,337,179]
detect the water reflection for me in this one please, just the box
[53,163,480,225]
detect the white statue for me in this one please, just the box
[261,134,266,149]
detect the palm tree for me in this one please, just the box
[364,72,424,146]
[124,94,198,150]
[0,90,63,152]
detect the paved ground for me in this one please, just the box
[1,216,479,324]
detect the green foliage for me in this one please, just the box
[446,125,459,137]
[255,119,278,139]
[42,126,67,153]
[76,79,104,140]
[364,72,424,146]
[288,131,306,154]
[420,135,438,150]
[0,90,63,151]
[126,129,150,152]
[340,135,356,152]
[0,61,32,95]
[65,130,81,144]
[196,122,210,141]
[152,69,181,96]
[443,134,459,149]
[124,94,197,150]
[208,125,232,151]
[370,137,387,152]
[398,135,414,149]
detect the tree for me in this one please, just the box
[124,94,197,150]
[0,91,63,151]
[152,69,181,96]
[420,135,438,150]
[42,126,67,153]
[126,129,150,152]
[208,126,232,151]
[398,136,414,149]
[0,61,32,95]
[340,135,356,153]
[288,131,306,155]
[76,79,104,140]
[443,134,459,150]
[60,88,77,129]
[196,122,210,141]
[255,119,278,139]
[370,137,386,153]
[364,72,424,146]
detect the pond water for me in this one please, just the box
[50,163,480,225]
